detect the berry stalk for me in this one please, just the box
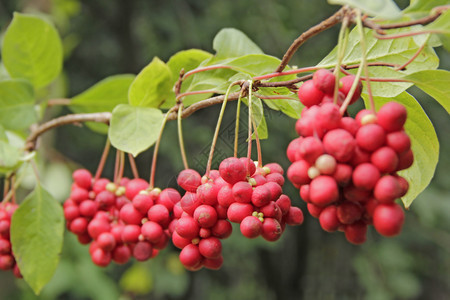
[178,103,189,170]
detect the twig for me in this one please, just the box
[275,6,350,72]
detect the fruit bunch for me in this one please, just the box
[0,202,21,278]
[171,157,304,271]
[287,69,412,244]
[64,169,181,266]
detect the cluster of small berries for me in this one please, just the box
[0,203,21,278]
[64,169,181,266]
[287,69,413,244]
[171,157,304,270]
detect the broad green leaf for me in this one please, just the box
[328,0,401,20]
[0,125,7,141]
[128,57,172,107]
[253,113,268,140]
[69,74,135,134]
[362,92,439,208]
[0,79,37,130]
[0,140,21,174]
[223,54,282,77]
[11,184,64,295]
[404,70,450,113]
[119,263,153,295]
[108,104,164,157]
[161,49,213,109]
[262,97,303,119]
[319,26,439,97]
[213,28,263,60]
[424,9,450,51]
[2,13,63,88]
[403,0,450,16]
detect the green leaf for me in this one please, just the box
[404,0,449,16]
[213,28,263,60]
[328,0,401,20]
[2,13,63,89]
[319,26,439,97]
[69,74,135,134]
[161,49,213,109]
[108,104,164,157]
[424,9,450,51]
[0,140,21,174]
[404,70,450,113]
[222,54,282,77]
[0,79,37,130]
[262,97,303,119]
[128,57,172,107]
[11,184,64,295]
[362,92,439,208]
[0,125,7,141]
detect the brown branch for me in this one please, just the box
[377,5,448,30]
[25,112,111,151]
[275,6,350,72]
[47,98,71,106]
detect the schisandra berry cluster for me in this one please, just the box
[171,157,304,271]
[64,169,181,266]
[287,69,413,244]
[0,203,21,278]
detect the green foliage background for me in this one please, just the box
[0,0,449,299]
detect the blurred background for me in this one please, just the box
[0,0,449,299]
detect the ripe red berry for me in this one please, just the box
[227,202,253,223]
[261,218,282,242]
[121,224,141,243]
[309,175,339,207]
[120,203,144,225]
[196,182,219,206]
[133,241,153,261]
[87,218,111,239]
[333,164,353,186]
[193,205,218,228]
[72,169,92,190]
[157,188,181,211]
[266,172,285,186]
[373,175,402,203]
[199,237,222,259]
[339,117,360,136]
[232,181,253,203]
[91,248,111,267]
[307,203,324,218]
[132,193,154,214]
[240,216,263,238]
[356,124,386,152]
[203,256,223,270]
[319,205,340,232]
[260,202,282,222]
[0,239,11,254]
[373,203,404,237]
[264,163,284,175]
[377,102,407,132]
[297,80,325,107]
[371,146,399,173]
[317,103,341,130]
[287,137,303,162]
[95,190,116,209]
[96,232,116,252]
[239,157,257,176]
[397,149,414,171]
[172,231,192,249]
[313,69,335,95]
[92,178,110,195]
[211,219,233,239]
[180,192,201,216]
[70,187,89,204]
[298,137,324,164]
[112,245,131,264]
[176,216,200,240]
[339,75,362,105]
[141,221,164,243]
[276,194,292,215]
[125,178,149,200]
[79,200,99,217]
[179,244,202,268]
[336,202,363,225]
[323,129,356,163]
[285,206,304,226]
[147,204,170,228]
[251,185,272,207]
[70,217,88,235]
[287,160,311,186]
[344,221,367,245]
[219,157,247,184]
[64,205,80,221]
[352,163,380,190]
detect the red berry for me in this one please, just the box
[172,231,191,249]
[199,237,222,259]
[95,190,116,209]
[125,178,149,200]
[227,203,253,223]
[377,102,407,132]
[317,103,341,130]
[297,80,324,107]
[276,194,292,215]
[217,184,235,208]
[319,205,340,232]
[397,149,414,171]
[92,178,110,194]
[79,200,99,217]
[73,169,92,190]
[121,224,141,243]
[157,188,181,211]
[374,175,402,203]
[87,218,111,239]
[251,185,271,207]
[285,206,304,226]
[176,216,200,240]
[141,221,164,243]
[147,204,170,228]
[260,202,282,222]
[371,146,399,173]
[70,217,88,235]
[96,232,116,252]
[132,193,154,214]
[344,221,367,244]
[193,205,218,228]
[112,245,131,264]
[352,163,381,190]
[386,131,411,154]
[287,160,311,186]
[180,192,201,216]
[239,157,257,176]
[340,117,360,136]
[313,69,335,94]
[70,187,89,204]
[287,138,303,162]
[264,163,284,175]
[261,218,282,242]
[373,203,404,237]
[337,202,362,225]
[196,182,219,206]
[333,164,353,187]
[356,124,386,152]
[91,248,111,267]
[339,75,362,105]
[343,185,371,203]
[64,205,80,221]
[307,203,324,218]
[219,157,247,184]
[133,241,153,261]
[298,137,324,165]
[203,256,223,270]
[323,129,356,163]
[179,244,202,268]
[309,176,339,207]
[120,203,144,225]
[211,219,233,239]
[240,216,263,238]
[232,181,253,203]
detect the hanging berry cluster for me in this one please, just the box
[287,69,413,244]
[0,203,21,278]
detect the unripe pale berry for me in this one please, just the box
[315,154,337,175]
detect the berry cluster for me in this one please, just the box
[288,69,412,244]
[171,157,304,271]
[0,202,21,278]
[64,169,181,266]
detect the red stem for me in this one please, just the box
[183,65,233,80]
[128,153,140,179]
[94,139,111,181]
[253,66,321,81]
